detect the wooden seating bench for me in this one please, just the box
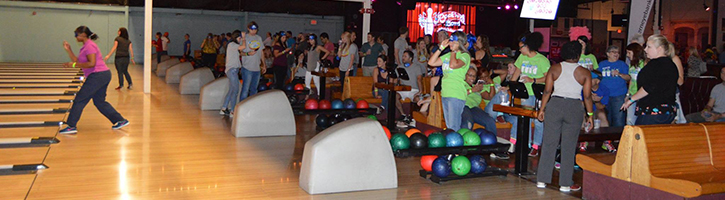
[577,123,725,199]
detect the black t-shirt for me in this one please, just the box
[636,57,679,115]
[115,37,131,58]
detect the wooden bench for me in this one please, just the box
[577,123,725,199]
[342,76,414,105]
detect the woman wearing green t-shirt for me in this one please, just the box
[509,32,549,157]
[624,43,645,125]
[577,36,599,71]
[428,31,471,130]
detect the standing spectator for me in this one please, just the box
[361,33,383,77]
[621,35,679,125]
[413,37,430,73]
[350,31,360,76]
[536,41,593,192]
[625,43,645,125]
[155,32,163,64]
[423,34,433,50]
[263,32,273,47]
[509,32,549,157]
[598,45,629,128]
[183,34,191,59]
[686,67,725,122]
[239,21,266,102]
[305,34,330,95]
[577,36,598,71]
[161,32,170,56]
[687,47,707,77]
[474,34,491,68]
[394,27,409,65]
[378,35,389,57]
[428,31,472,131]
[200,33,219,68]
[286,31,296,50]
[338,31,357,82]
[272,32,292,89]
[104,27,135,90]
[220,31,245,116]
[321,33,335,63]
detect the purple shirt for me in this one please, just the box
[78,40,109,76]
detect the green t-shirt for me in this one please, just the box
[578,54,599,70]
[465,77,500,108]
[628,61,644,95]
[441,52,471,100]
[514,52,550,96]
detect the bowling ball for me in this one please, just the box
[356,100,369,109]
[331,99,344,109]
[420,155,437,172]
[480,132,497,145]
[445,132,464,147]
[462,132,481,146]
[423,129,436,136]
[427,133,446,148]
[367,115,377,121]
[409,133,428,149]
[382,126,391,140]
[469,155,488,174]
[451,156,471,176]
[304,99,318,110]
[315,114,329,128]
[343,99,356,109]
[318,100,331,109]
[257,84,269,92]
[405,128,421,137]
[284,84,295,91]
[294,83,305,91]
[266,81,273,87]
[457,128,472,135]
[288,95,298,104]
[431,156,451,178]
[473,128,490,136]
[339,114,352,122]
[389,133,410,151]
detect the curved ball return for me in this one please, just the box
[231,90,295,137]
[299,118,398,194]
[165,62,193,84]
[155,58,181,77]
[151,55,171,71]
[179,68,215,94]
[199,77,229,110]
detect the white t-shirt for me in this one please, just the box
[161,37,169,51]
[225,42,241,72]
[711,84,725,114]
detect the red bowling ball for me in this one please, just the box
[318,99,332,109]
[294,83,305,91]
[356,99,369,109]
[304,99,318,110]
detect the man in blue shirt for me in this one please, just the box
[183,34,191,59]
[598,46,629,127]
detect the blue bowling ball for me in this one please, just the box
[469,155,488,174]
[257,84,269,92]
[343,98,356,109]
[480,132,497,145]
[431,156,451,178]
[445,132,464,147]
[284,84,295,91]
[331,99,344,109]
[473,128,490,136]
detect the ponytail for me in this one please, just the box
[75,25,98,40]
[647,34,675,58]
[667,42,675,58]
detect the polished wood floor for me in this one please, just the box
[0,63,579,199]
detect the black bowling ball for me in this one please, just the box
[316,114,329,128]
[409,133,428,149]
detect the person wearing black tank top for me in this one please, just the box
[474,34,491,68]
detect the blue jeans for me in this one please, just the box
[378,89,389,109]
[442,97,466,131]
[636,114,675,125]
[239,67,260,102]
[223,68,241,111]
[462,106,497,134]
[522,97,543,147]
[66,71,125,127]
[626,102,637,125]
[606,95,627,127]
[157,51,167,64]
[484,91,518,140]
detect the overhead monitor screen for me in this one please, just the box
[520,0,561,20]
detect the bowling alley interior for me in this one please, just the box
[1,0,725,199]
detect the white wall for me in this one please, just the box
[0,1,127,63]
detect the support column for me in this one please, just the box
[362,0,371,43]
[143,0,152,93]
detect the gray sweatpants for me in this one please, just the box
[536,97,583,187]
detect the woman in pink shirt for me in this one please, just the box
[59,26,129,134]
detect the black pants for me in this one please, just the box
[115,57,132,86]
[66,71,125,127]
[202,53,216,68]
[274,65,288,89]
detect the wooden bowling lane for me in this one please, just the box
[0,67,78,71]
[0,69,81,73]
[0,147,49,165]
[0,113,67,123]
[0,75,81,79]
[0,79,82,84]
[0,174,36,200]
[0,84,80,89]
[0,72,83,76]
[1,127,60,138]
[0,95,74,102]
[0,88,77,96]
[0,103,71,110]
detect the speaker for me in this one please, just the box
[401,0,416,10]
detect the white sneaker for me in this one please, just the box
[508,143,515,153]
[560,184,581,192]
[536,182,546,188]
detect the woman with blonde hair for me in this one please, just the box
[338,31,357,82]
[621,35,679,125]
[687,47,707,77]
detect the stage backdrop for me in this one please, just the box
[406,2,476,43]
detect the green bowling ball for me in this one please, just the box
[390,133,410,150]
[427,133,446,148]
[367,115,378,121]
[451,156,471,176]
[462,131,481,146]
[457,128,472,135]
